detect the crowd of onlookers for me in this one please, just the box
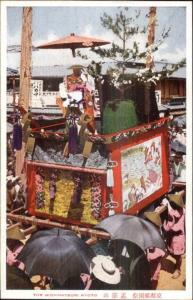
[168,115,186,185]
[6,186,186,290]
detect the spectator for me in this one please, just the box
[83,255,121,290]
[162,193,185,279]
[144,211,166,289]
[109,240,152,290]
[6,239,25,271]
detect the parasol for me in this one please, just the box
[172,115,186,128]
[17,228,95,285]
[171,139,186,154]
[36,33,110,57]
[95,214,165,251]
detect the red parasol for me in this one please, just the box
[36,33,110,57]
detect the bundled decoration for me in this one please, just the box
[78,113,94,152]
[49,173,57,214]
[70,173,82,208]
[22,113,32,144]
[35,169,45,209]
[90,174,102,219]
[13,119,22,150]
[68,122,78,155]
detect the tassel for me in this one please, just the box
[108,209,115,216]
[35,170,45,209]
[70,173,82,208]
[107,168,114,187]
[49,173,57,214]
[90,174,102,219]
[68,123,78,154]
[13,122,22,150]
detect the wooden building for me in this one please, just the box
[155,66,186,104]
[7,62,186,109]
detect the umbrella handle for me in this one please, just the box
[72,48,76,57]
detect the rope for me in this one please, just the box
[32,131,65,136]
[31,121,66,132]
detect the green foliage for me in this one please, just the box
[77,7,185,91]
[92,8,146,65]
[102,100,139,134]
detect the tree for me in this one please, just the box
[77,7,185,99]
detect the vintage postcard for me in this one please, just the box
[1,1,192,299]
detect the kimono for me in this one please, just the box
[67,73,95,130]
[146,247,165,281]
[163,207,185,255]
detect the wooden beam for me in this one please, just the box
[19,7,32,112]
[26,161,107,175]
[146,7,157,70]
[7,213,111,240]
[22,225,37,236]
[10,206,25,214]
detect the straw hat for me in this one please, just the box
[168,194,184,208]
[90,255,120,285]
[144,211,162,227]
[67,64,85,70]
[7,225,25,240]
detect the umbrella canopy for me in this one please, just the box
[95,214,165,251]
[7,264,34,289]
[17,228,95,285]
[172,115,186,128]
[36,33,110,57]
[171,139,186,154]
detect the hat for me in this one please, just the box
[90,255,120,285]
[7,224,25,240]
[144,211,162,227]
[168,194,184,208]
[67,64,85,70]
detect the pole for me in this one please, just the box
[12,76,16,123]
[15,7,32,177]
[146,7,157,70]
[18,7,32,113]
[7,212,111,240]
[145,7,157,122]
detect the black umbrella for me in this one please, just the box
[172,115,186,128]
[95,214,165,251]
[7,264,34,290]
[171,140,186,154]
[17,228,95,285]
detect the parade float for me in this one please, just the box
[24,78,170,227]
[7,7,171,233]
